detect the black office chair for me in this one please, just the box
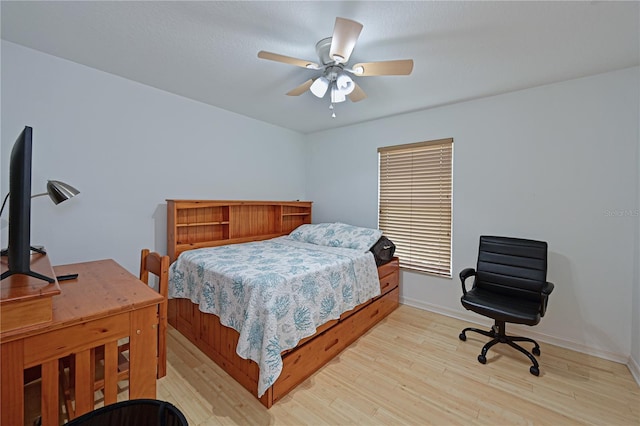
[458,236,554,376]
[66,399,188,426]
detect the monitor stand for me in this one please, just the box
[0,246,54,283]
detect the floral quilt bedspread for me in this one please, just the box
[168,236,381,397]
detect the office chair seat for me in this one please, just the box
[461,287,541,326]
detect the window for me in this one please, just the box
[378,138,453,277]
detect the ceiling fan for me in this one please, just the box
[257,17,414,117]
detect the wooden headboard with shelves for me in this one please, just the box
[166,200,312,261]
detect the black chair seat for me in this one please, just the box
[461,287,541,326]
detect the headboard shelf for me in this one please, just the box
[176,221,230,227]
[167,200,312,261]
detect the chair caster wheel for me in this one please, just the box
[459,333,466,341]
[530,366,539,376]
[477,354,486,364]
[532,347,541,356]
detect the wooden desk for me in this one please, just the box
[0,259,163,426]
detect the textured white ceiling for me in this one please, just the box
[2,1,638,134]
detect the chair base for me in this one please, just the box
[459,320,541,376]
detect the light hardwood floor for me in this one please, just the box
[157,304,640,425]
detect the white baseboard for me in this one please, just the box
[399,296,631,367]
[628,355,640,386]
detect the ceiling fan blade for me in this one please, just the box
[258,51,320,69]
[348,83,367,102]
[329,17,363,64]
[352,59,414,76]
[286,79,314,96]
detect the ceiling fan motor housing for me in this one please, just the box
[316,37,337,65]
[323,65,344,82]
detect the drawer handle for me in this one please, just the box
[324,338,339,351]
[370,309,380,318]
[381,281,390,290]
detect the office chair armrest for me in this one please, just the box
[540,281,555,316]
[459,268,476,294]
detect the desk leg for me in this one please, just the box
[41,358,59,425]
[103,340,118,405]
[129,305,158,399]
[1,340,24,426]
[74,349,93,417]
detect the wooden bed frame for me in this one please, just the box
[166,200,400,408]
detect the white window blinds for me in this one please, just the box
[378,138,453,277]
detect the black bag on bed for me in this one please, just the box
[370,236,396,267]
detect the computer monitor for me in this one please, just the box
[1,126,54,283]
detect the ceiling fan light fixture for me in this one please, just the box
[310,76,330,98]
[332,54,345,63]
[330,85,347,103]
[336,73,355,95]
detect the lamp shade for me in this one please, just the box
[336,73,355,95]
[46,180,80,205]
[330,85,347,103]
[310,76,330,98]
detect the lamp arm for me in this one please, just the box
[0,191,66,217]
[0,181,79,218]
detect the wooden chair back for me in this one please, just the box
[139,249,169,378]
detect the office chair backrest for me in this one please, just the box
[476,236,547,302]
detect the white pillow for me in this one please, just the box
[289,222,382,251]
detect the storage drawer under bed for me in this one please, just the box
[273,285,399,402]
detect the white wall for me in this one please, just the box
[1,41,306,274]
[630,5,640,383]
[306,67,640,362]
[632,66,640,380]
